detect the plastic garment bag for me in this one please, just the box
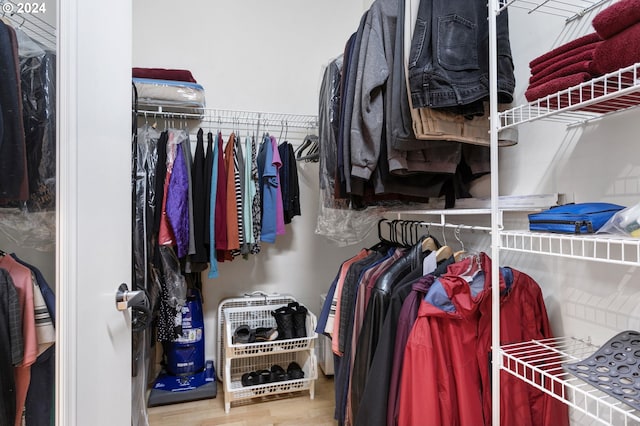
[16,28,56,211]
[316,56,384,247]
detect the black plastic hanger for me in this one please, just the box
[295,134,319,162]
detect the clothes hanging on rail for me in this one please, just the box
[191,129,208,263]
[10,254,54,426]
[224,133,241,255]
[257,134,284,244]
[397,253,568,426]
[247,135,262,254]
[0,268,21,426]
[319,224,568,426]
[0,20,28,204]
[278,141,301,224]
[1,255,36,426]
[317,0,516,228]
[0,20,56,210]
[0,253,55,426]
[214,131,228,259]
[134,119,300,286]
[17,29,56,211]
[10,254,55,426]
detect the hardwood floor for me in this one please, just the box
[148,373,338,426]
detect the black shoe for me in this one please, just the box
[233,324,255,344]
[241,371,259,386]
[269,364,287,382]
[288,302,308,338]
[271,306,295,340]
[287,361,304,380]
[257,369,272,385]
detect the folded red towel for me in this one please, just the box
[529,33,602,68]
[530,42,601,75]
[525,72,592,102]
[590,22,640,75]
[529,60,594,88]
[530,49,595,84]
[132,67,197,83]
[592,0,640,39]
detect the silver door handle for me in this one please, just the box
[115,283,146,311]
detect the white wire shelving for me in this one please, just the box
[134,107,319,145]
[499,63,640,129]
[501,337,640,426]
[135,107,318,130]
[498,0,612,22]
[491,2,640,424]
[500,231,640,266]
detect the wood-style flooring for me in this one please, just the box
[148,373,338,426]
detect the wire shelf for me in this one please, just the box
[500,336,640,425]
[498,0,612,22]
[136,106,318,129]
[499,63,640,129]
[500,230,640,266]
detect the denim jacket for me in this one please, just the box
[407,0,515,109]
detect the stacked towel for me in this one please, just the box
[524,0,640,104]
[525,73,593,103]
[529,42,599,77]
[590,0,640,76]
[530,51,594,85]
[528,33,602,69]
[592,0,640,39]
[525,33,601,102]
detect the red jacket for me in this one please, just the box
[397,253,568,426]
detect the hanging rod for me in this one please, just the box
[411,221,491,233]
[135,106,318,130]
[379,217,492,234]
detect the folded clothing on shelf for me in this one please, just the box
[133,77,206,113]
[591,0,640,39]
[132,67,198,83]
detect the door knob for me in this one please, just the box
[115,283,151,332]
[115,283,146,311]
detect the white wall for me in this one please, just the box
[132,0,376,362]
[133,0,365,115]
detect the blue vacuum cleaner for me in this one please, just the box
[148,288,217,406]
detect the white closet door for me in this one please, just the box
[57,0,133,424]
